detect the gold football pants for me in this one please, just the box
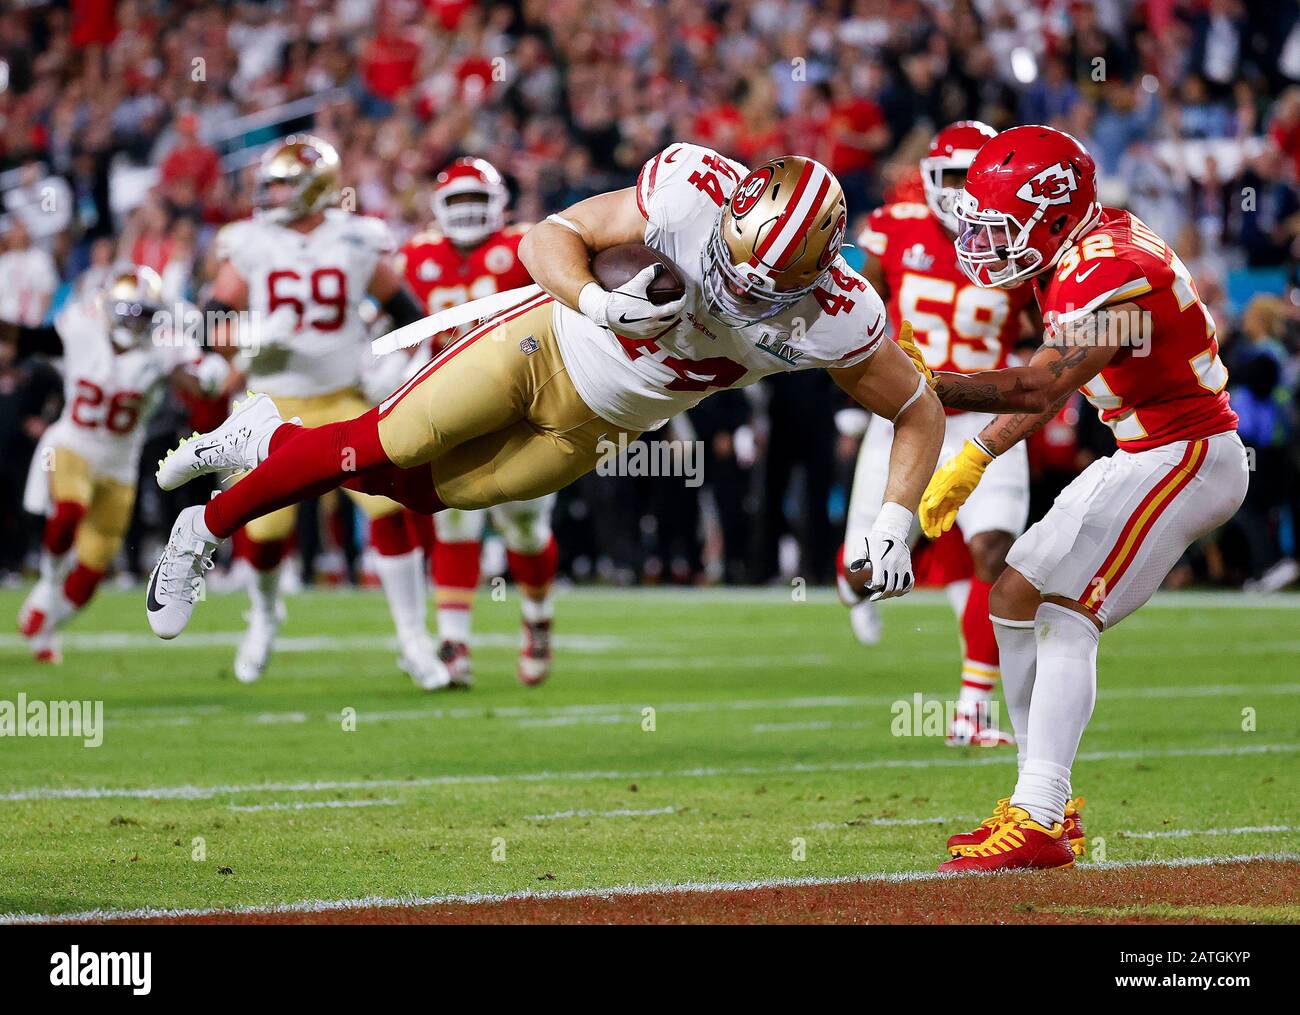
[376,294,637,510]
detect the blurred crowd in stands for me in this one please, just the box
[1,0,1299,590]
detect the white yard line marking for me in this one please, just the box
[228,799,398,813]
[525,806,677,821]
[97,682,1300,730]
[753,720,870,733]
[3,742,1294,802]
[1118,825,1296,840]
[810,816,956,830]
[0,631,624,653]
[2,852,1295,925]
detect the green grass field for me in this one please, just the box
[0,583,1296,921]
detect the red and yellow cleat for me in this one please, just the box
[1063,796,1087,857]
[938,806,1077,873]
[946,797,1011,854]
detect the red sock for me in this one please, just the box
[507,535,558,594]
[43,502,85,555]
[63,561,104,608]
[960,577,1000,691]
[406,511,435,558]
[370,512,416,556]
[435,538,482,593]
[245,536,289,571]
[203,409,441,538]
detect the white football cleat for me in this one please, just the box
[17,577,56,638]
[400,633,452,691]
[146,506,218,639]
[234,601,284,684]
[156,392,290,491]
[517,618,552,686]
[438,640,473,688]
[849,598,882,646]
[946,703,1014,747]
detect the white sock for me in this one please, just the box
[944,578,971,620]
[39,549,71,586]
[248,565,281,620]
[1011,603,1099,826]
[373,549,428,643]
[437,606,471,643]
[992,615,1037,773]
[521,594,553,624]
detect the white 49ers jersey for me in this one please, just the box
[552,143,886,432]
[218,208,393,397]
[43,300,189,484]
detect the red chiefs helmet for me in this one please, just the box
[432,157,508,246]
[920,120,997,233]
[953,125,1101,289]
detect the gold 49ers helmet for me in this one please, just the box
[254,134,342,224]
[702,155,847,327]
[98,264,164,351]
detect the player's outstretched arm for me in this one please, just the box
[518,188,648,310]
[972,306,1127,455]
[918,306,1125,538]
[831,337,944,514]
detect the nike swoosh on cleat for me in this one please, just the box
[146,566,165,613]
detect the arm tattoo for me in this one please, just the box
[984,390,1073,456]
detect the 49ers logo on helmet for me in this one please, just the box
[1016,162,1078,205]
[732,167,773,217]
[819,210,847,270]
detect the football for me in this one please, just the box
[590,243,687,306]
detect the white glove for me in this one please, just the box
[246,303,300,352]
[193,353,231,396]
[578,265,686,338]
[849,501,915,602]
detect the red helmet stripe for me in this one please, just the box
[752,160,815,264]
[775,173,831,269]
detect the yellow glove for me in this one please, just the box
[896,320,934,388]
[918,440,995,539]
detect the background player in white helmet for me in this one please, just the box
[399,157,557,686]
[845,122,1040,746]
[197,134,441,688]
[6,265,228,661]
[147,143,945,644]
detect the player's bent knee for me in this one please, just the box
[1042,594,1103,632]
[968,529,1014,584]
[989,567,1041,622]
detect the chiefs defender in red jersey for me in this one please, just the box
[844,121,1039,746]
[916,126,1246,872]
[396,158,559,687]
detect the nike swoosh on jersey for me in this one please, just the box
[1074,263,1102,283]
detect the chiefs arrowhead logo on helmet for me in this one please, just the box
[1016,162,1078,206]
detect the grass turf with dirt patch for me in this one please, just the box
[0,585,1296,923]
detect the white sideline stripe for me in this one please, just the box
[3,852,1295,925]
[3,742,1294,802]
[1118,825,1296,840]
[525,806,676,822]
[811,816,956,829]
[100,682,1300,729]
[0,631,621,653]
[229,799,398,813]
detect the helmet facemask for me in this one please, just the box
[701,211,824,328]
[254,137,341,225]
[433,188,505,247]
[99,267,164,351]
[920,159,970,234]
